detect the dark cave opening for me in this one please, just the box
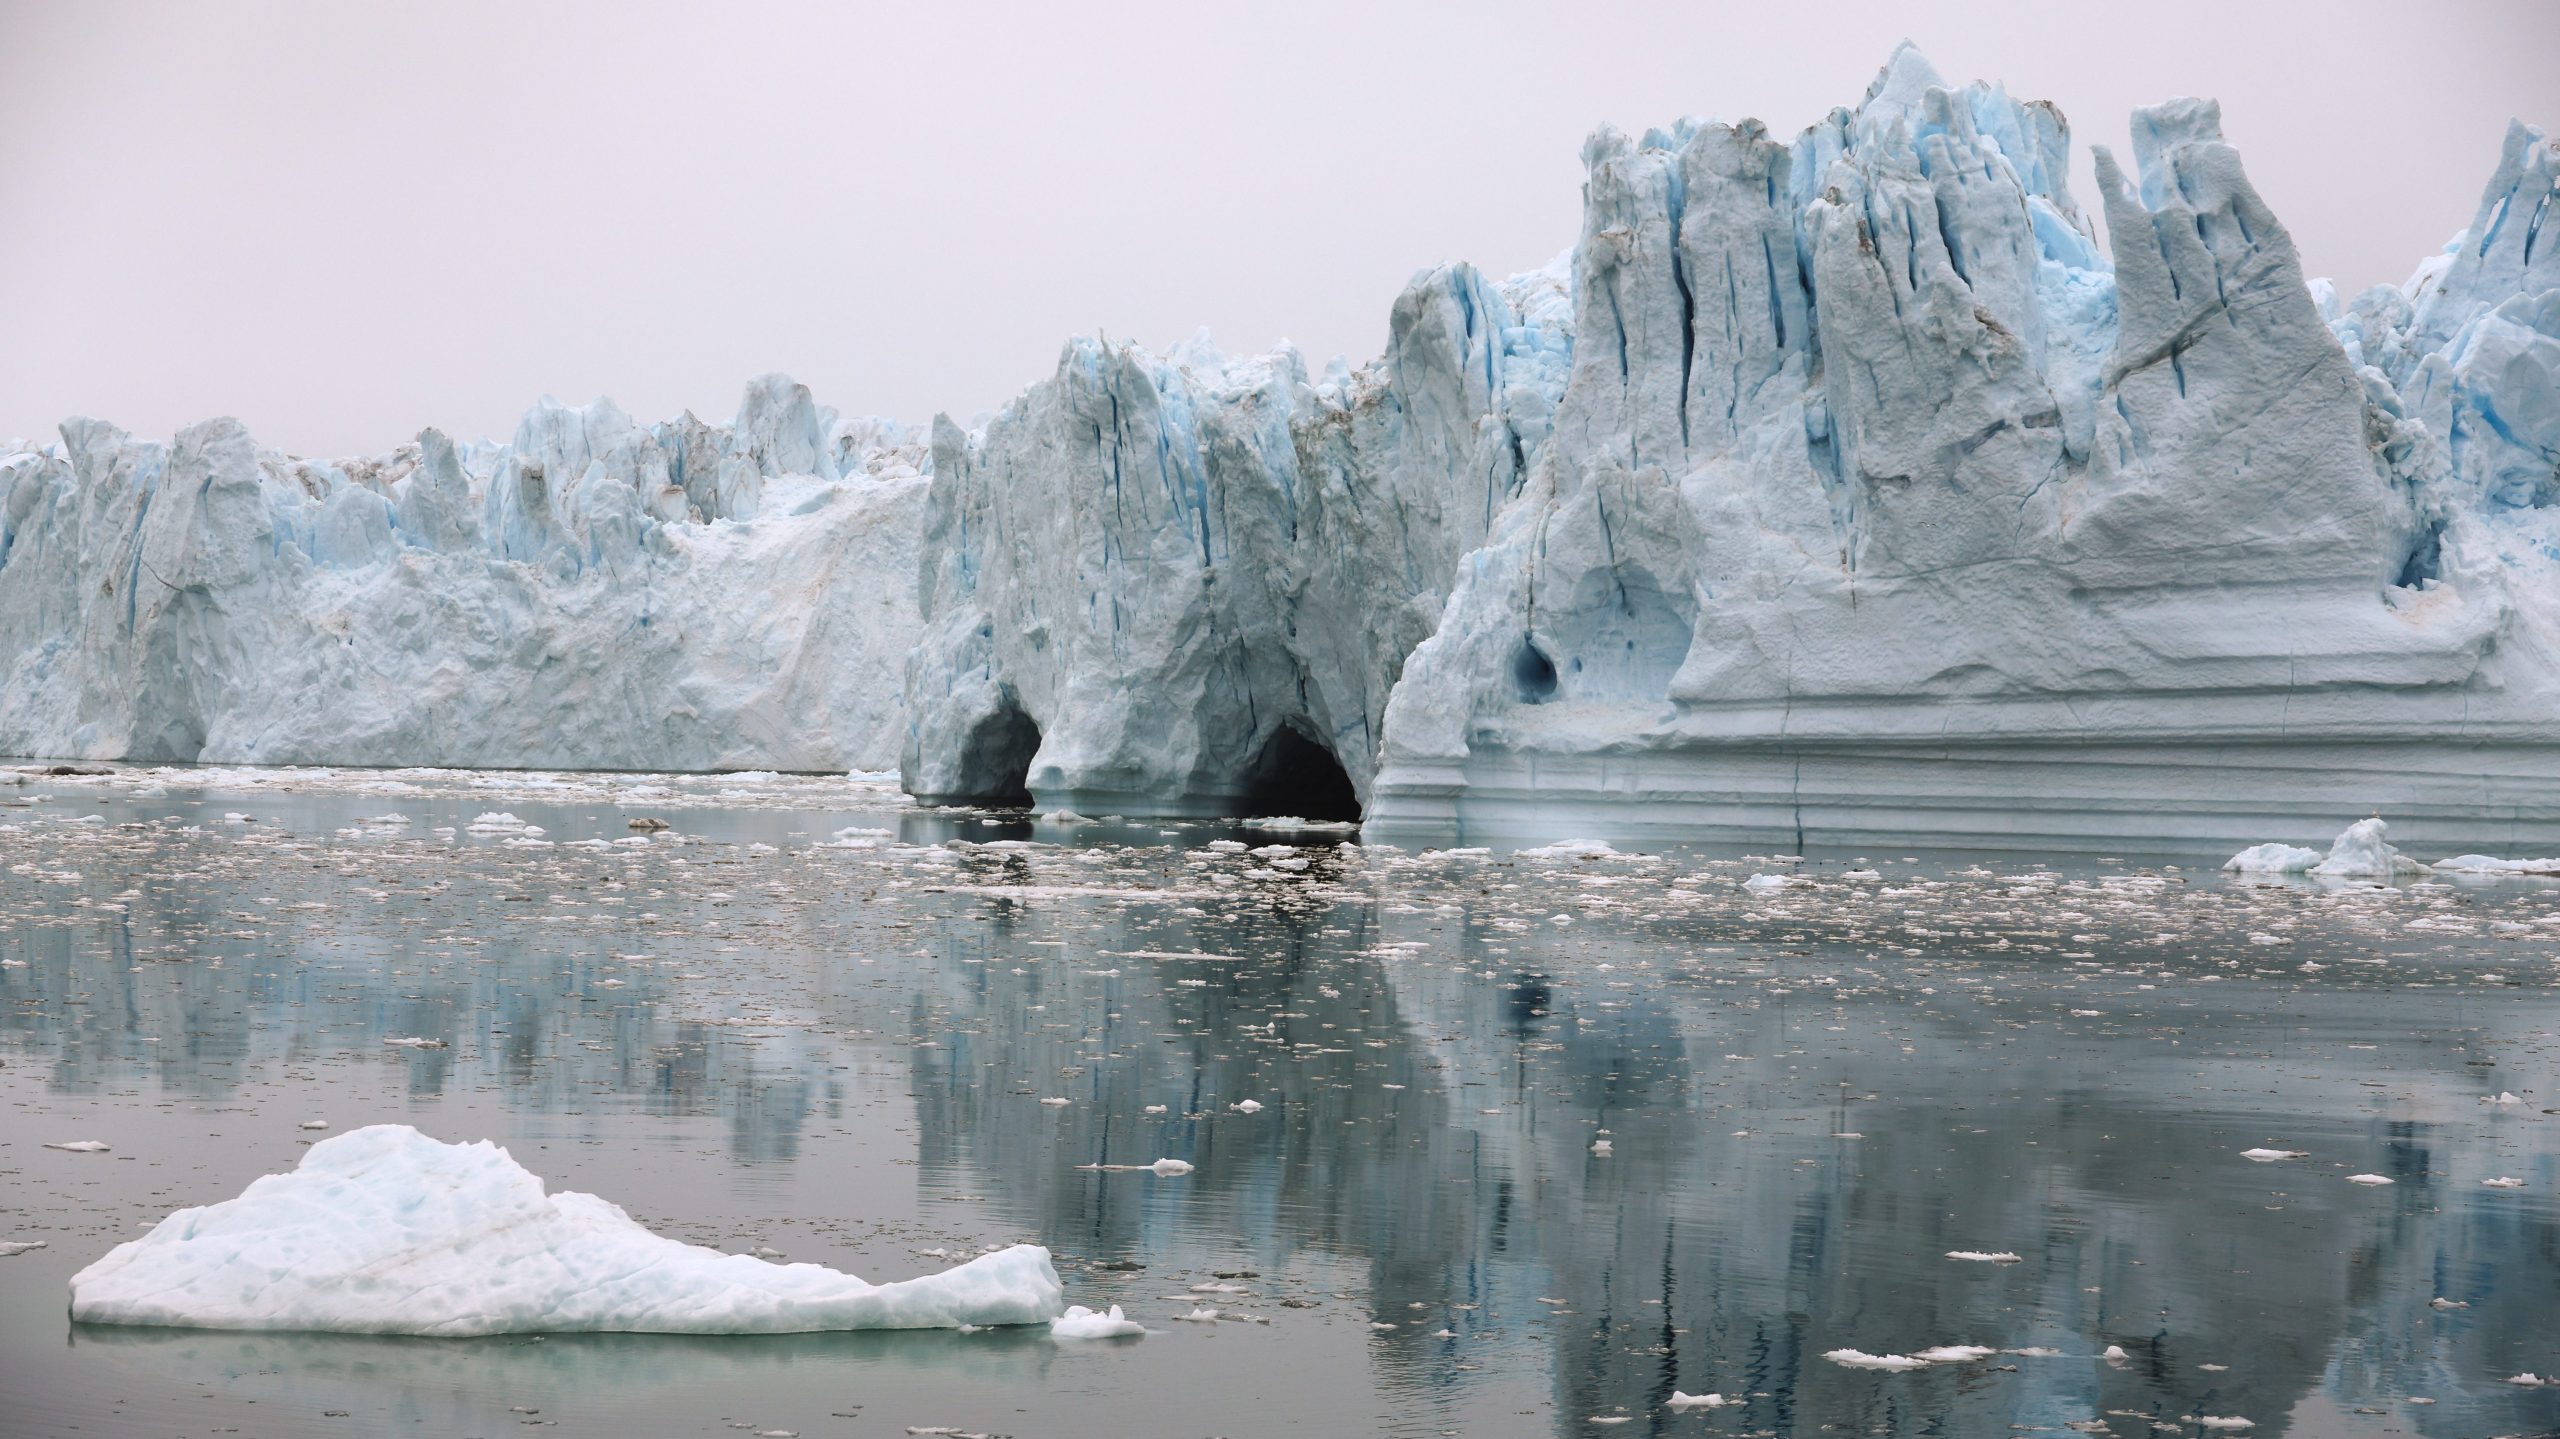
[1242,724,1362,823]
[950,701,1041,807]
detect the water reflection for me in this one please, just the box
[2,778,2556,1437]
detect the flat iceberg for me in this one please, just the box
[68,1125,1062,1336]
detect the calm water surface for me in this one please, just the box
[2,766,2555,1439]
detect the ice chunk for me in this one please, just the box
[2223,844,2321,874]
[1665,1391,1728,1408]
[1050,1304,1144,1339]
[1944,1250,2021,1263]
[2239,1148,2306,1162]
[68,1125,1062,1335]
[1912,1345,1997,1362]
[2345,1172,2396,1186]
[2310,819,2428,878]
[1823,1349,1930,1370]
[45,1140,110,1153]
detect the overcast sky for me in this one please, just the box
[4,0,2553,457]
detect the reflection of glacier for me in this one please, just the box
[903,859,2560,1436]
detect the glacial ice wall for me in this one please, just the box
[0,375,927,771]
[1361,47,2560,846]
[901,264,1571,812]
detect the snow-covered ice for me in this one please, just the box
[67,1125,1063,1335]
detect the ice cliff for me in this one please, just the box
[8,46,2556,848]
[902,268,1570,814]
[0,375,926,770]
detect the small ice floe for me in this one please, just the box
[1665,1391,1728,1409]
[2004,1346,2064,1357]
[1516,838,1619,860]
[2345,1173,2395,1186]
[67,1125,1062,1334]
[2428,1297,2469,1309]
[1588,1417,1632,1425]
[1049,1304,1144,1339]
[1038,1097,1071,1107]
[1591,1139,1613,1156]
[1843,869,1882,881]
[2430,853,2560,875]
[300,1120,330,1131]
[1170,1306,1239,1323]
[2240,1148,2306,1162]
[1912,1345,1997,1362]
[1823,1349,1930,1370]
[1945,1251,2021,1264]
[0,1241,47,1256]
[2483,1176,2525,1189]
[382,1036,447,1049]
[2193,1417,2254,1430]
[1742,873,1802,892]
[2102,1345,2130,1362]
[1231,1099,1264,1114]
[2506,1372,2548,1387]
[1142,1104,1168,1115]
[464,812,540,835]
[1150,1158,1193,1176]
[2481,1092,2523,1107]
[44,1140,109,1153]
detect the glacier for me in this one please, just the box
[7,46,2557,851]
[1,375,927,771]
[68,1124,1064,1335]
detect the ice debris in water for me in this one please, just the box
[1945,1250,2021,1263]
[2194,1419,2255,1431]
[1665,1391,1728,1409]
[2240,1148,2306,1162]
[1049,1304,1145,1340]
[0,1241,47,1257]
[2346,1173,2397,1186]
[1912,1345,1997,1362]
[67,1124,1062,1334]
[1230,1099,1264,1113]
[44,1140,110,1153]
[2431,853,2560,874]
[2483,1176,2526,1188]
[1823,1349,1932,1370]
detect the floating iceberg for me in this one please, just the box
[68,1125,1062,1336]
[2223,844,2323,874]
[2310,818,2428,877]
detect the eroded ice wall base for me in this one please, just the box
[1365,47,2560,850]
[0,375,927,771]
[901,263,1571,813]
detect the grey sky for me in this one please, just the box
[4,0,2553,458]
